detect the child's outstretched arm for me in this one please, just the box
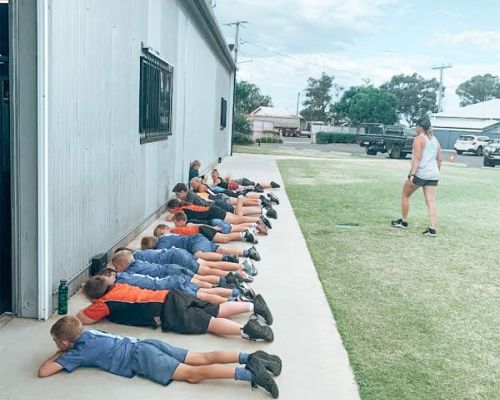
[76,310,98,325]
[38,351,64,377]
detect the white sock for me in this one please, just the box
[247,303,254,312]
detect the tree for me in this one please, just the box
[233,112,251,135]
[332,85,365,123]
[456,74,500,106]
[234,81,272,114]
[347,87,398,125]
[380,73,440,125]
[301,73,340,123]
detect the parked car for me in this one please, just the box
[483,139,500,167]
[453,135,490,155]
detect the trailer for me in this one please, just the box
[356,123,415,159]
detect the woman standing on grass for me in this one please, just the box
[391,115,442,236]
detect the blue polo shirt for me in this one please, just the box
[156,234,191,251]
[125,260,194,278]
[56,330,139,377]
[133,248,199,273]
[116,271,197,292]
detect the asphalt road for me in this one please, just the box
[281,137,486,168]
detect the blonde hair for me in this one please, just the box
[50,316,83,343]
[111,250,134,268]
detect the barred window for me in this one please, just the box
[220,97,227,129]
[139,54,173,143]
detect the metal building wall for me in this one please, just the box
[44,0,233,310]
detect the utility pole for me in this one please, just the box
[296,92,300,117]
[224,21,248,64]
[432,64,452,112]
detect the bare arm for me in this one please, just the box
[436,142,442,170]
[410,136,424,177]
[38,351,64,378]
[76,310,98,325]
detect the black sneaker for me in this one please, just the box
[243,258,258,276]
[246,357,279,399]
[260,195,273,208]
[222,254,240,263]
[226,271,253,285]
[270,181,281,189]
[241,318,274,342]
[267,192,280,205]
[247,246,261,261]
[254,183,264,193]
[266,208,278,219]
[243,229,258,244]
[238,282,256,299]
[254,294,273,325]
[422,227,437,237]
[249,351,282,376]
[260,215,272,229]
[391,218,408,229]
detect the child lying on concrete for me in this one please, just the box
[38,316,280,398]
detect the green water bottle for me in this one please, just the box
[58,279,68,315]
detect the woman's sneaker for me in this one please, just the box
[249,351,282,376]
[241,318,274,342]
[245,357,280,399]
[391,218,408,229]
[422,227,437,237]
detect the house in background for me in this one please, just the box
[431,99,500,149]
[248,106,302,137]
[1,0,235,320]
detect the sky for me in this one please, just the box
[213,0,500,114]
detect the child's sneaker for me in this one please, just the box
[242,259,258,276]
[243,229,258,244]
[391,218,408,229]
[255,222,268,235]
[241,318,274,342]
[254,183,264,193]
[253,294,273,325]
[270,181,281,188]
[266,208,278,219]
[247,246,261,261]
[222,254,240,263]
[238,282,256,299]
[422,227,437,237]
[267,192,280,205]
[260,215,272,229]
[246,357,279,399]
[259,195,273,208]
[248,351,282,376]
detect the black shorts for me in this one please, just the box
[161,290,219,334]
[199,225,217,241]
[413,176,438,186]
[206,206,227,220]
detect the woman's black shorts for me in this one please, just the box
[413,176,438,186]
[161,291,220,334]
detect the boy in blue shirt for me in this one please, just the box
[39,316,280,398]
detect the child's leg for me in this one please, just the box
[195,251,223,261]
[192,274,220,285]
[207,317,243,335]
[216,246,244,256]
[241,206,263,215]
[242,197,260,206]
[196,291,228,304]
[214,232,243,243]
[217,301,252,318]
[196,265,227,276]
[224,213,259,225]
[200,287,233,297]
[172,364,235,383]
[198,260,241,271]
[183,351,239,366]
[230,223,254,232]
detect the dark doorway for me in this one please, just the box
[0,2,12,314]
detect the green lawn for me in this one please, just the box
[276,156,500,400]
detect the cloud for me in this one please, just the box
[214,0,399,54]
[435,30,500,50]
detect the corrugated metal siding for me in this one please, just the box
[46,0,232,303]
[435,128,500,149]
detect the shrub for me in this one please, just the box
[258,136,283,144]
[316,132,357,144]
[233,133,254,145]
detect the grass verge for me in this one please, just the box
[278,157,499,400]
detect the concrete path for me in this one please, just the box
[0,153,360,400]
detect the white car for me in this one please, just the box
[453,135,490,155]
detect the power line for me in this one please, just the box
[223,21,248,64]
[432,64,452,112]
